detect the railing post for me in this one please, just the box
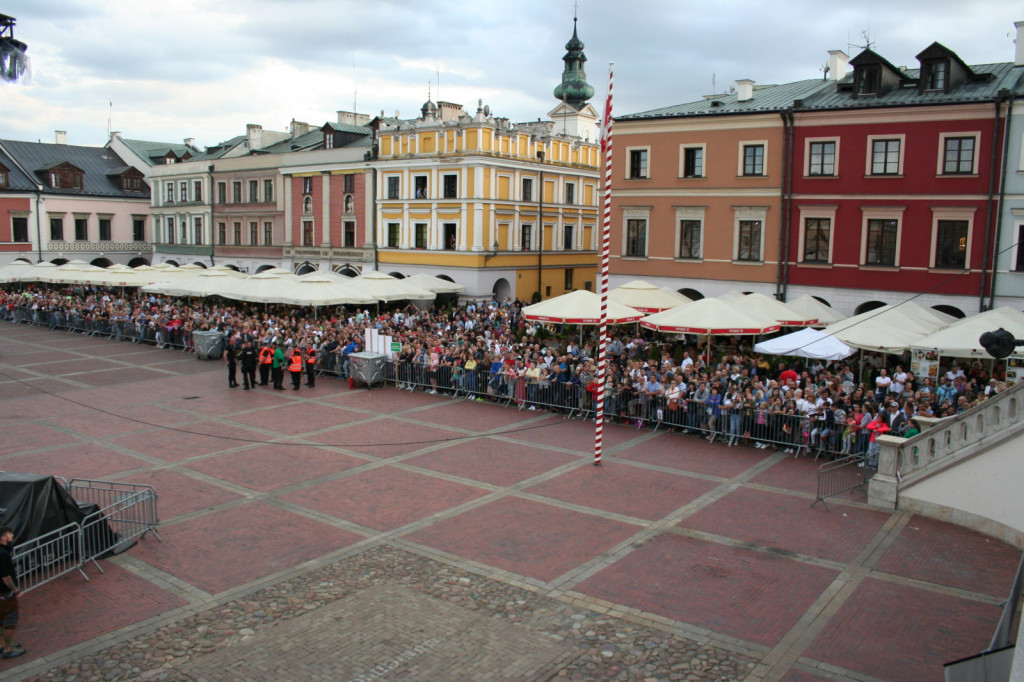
[867,436,903,509]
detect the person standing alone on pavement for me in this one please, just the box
[0,526,25,660]
[224,336,238,388]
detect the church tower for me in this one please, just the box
[549,17,599,141]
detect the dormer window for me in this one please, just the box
[856,65,880,96]
[121,175,142,192]
[0,164,8,188]
[46,163,84,189]
[325,133,335,149]
[922,60,948,91]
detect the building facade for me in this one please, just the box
[0,134,151,267]
[371,21,601,301]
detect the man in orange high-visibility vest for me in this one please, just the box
[288,346,304,390]
[258,343,273,386]
[305,344,318,388]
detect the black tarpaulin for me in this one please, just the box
[0,472,87,542]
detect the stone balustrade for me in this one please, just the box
[868,381,1024,509]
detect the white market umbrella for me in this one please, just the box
[822,302,955,354]
[275,276,379,307]
[787,294,847,327]
[911,307,1024,360]
[13,261,59,283]
[403,273,466,294]
[353,271,435,302]
[754,327,854,361]
[142,269,244,298]
[522,290,645,325]
[608,280,691,313]
[730,292,817,327]
[641,297,781,362]
[641,297,781,335]
[0,260,37,283]
[218,271,299,304]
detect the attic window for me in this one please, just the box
[325,133,335,149]
[922,60,948,91]
[121,175,143,192]
[856,64,880,96]
[50,168,83,189]
[0,165,8,188]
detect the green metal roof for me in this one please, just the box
[619,79,835,120]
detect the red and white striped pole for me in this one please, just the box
[594,63,614,466]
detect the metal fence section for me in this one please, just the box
[12,522,87,594]
[6,305,194,351]
[812,455,874,510]
[9,479,161,593]
[68,479,162,569]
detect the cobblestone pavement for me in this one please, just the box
[1,322,1021,682]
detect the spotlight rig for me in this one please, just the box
[1,13,30,84]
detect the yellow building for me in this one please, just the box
[372,21,601,301]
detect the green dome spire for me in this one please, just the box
[553,18,594,109]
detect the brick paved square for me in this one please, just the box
[307,417,465,457]
[111,469,242,519]
[2,349,82,365]
[779,669,842,682]
[678,486,890,562]
[413,398,548,431]
[322,385,434,411]
[109,421,268,462]
[614,432,768,478]
[133,501,364,594]
[224,401,370,435]
[525,461,718,520]
[17,561,186,665]
[28,358,122,376]
[407,496,641,582]
[406,437,580,486]
[186,443,368,492]
[803,577,997,682]
[106,403,195,427]
[0,421,81,456]
[42,410,153,438]
[513,416,639,451]
[177,584,571,682]
[73,366,175,386]
[279,466,490,531]
[751,455,832,495]
[575,533,837,647]
[875,515,1023,596]
[3,443,151,480]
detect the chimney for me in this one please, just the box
[184,137,195,148]
[290,119,311,137]
[246,123,263,150]
[111,131,122,139]
[55,130,67,145]
[337,111,371,126]
[827,50,849,81]
[735,79,754,102]
[1016,21,1024,66]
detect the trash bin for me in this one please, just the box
[192,330,224,360]
[349,352,386,389]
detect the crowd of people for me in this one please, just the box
[1,284,1006,462]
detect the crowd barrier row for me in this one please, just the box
[2,305,870,462]
[13,478,161,594]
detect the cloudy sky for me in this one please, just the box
[1,0,1019,149]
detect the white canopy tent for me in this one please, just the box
[822,302,956,354]
[273,276,379,307]
[911,307,1024,360]
[522,289,645,325]
[218,271,300,304]
[608,280,691,313]
[787,294,847,327]
[352,271,435,302]
[729,292,818,327]
[640,297,781,335]
[402,273,466,294]
[141,269,245,298]
[754,327,855,361]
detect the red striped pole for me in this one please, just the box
[594,63,614,466]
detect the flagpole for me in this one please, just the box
[594,62,614,466]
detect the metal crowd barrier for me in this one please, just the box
[70,479,162,569]
[812,455,874,510]
[11,478,161,594]
[11,523,87,593]
[4,304,194,351]
[378,360,853,459]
